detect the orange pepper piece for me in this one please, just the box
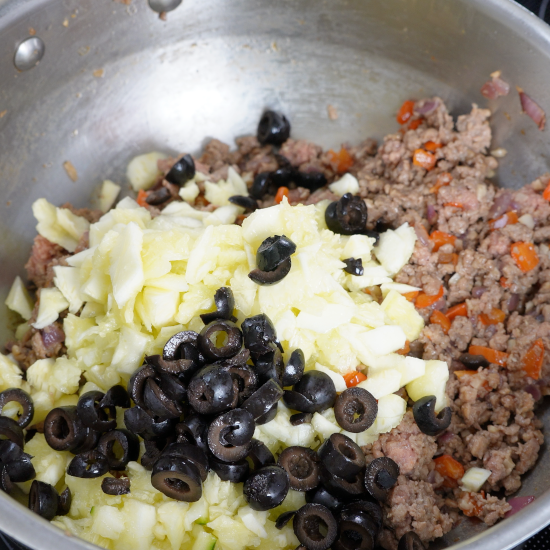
[136,189,149,207]
[415,285,444,309]
[429,172,453,194]
[408,119,422,130]
[543,180,550,201]
[443,202,464,209]
[413,149,437,170]
[430,310,451,334]
[446,303,467,321]
[522,339,544,380]
[451,253,459,266]
[402,291,419,302]
[396,341,410,356]
[327,148,354,174]
[489,211,519,231]
[454,370,474,379]
[424,141,443,152]
[343,371,367,388]
[462,493,484,517]
[479,308,506,326]
[511,242,539,273]
[500,276,511,289]
[468,345,509,367]
[275,186,289,204]
[434,455,465,480]
[397,100,415,124]
[430,230,456,252]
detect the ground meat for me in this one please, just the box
[25,235,68,289]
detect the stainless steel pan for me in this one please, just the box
[0,0,549,548]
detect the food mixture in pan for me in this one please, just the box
[1,87,549,550]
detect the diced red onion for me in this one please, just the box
[471,286,487,298]
[518,88,546,131]
[41,324,65,350]
[507,293,520,312]
[427,204,438,225]
[481,74,510,99]
[489,192,513,218]
[414,223,431,247]
[505,496,535,518]
[438,431,454,444]
[525,384,542,401]
[432,297,447,311]
[492,215,509,230]
[416,99,438,115]
[427,470,438,484]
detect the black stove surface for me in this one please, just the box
[1,1,549,550]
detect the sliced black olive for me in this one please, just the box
[221,348,251,367]
[70,426,101,455]
[208,409,254,462]
[254,343,284,386]
[295,171,328,192]
[161,442,209,482]
[163,330,200,361]
[0,417,24,449]
[412,395,452,436]
[124,406,177,441]
[333,509,375,550]
[257,110,291,145]
[151,456,202,502]
[247,438,275,469]
[364,457,399,502]
[141,439,167,470]
[0,388,34,428]
[97,429,140,470]
[293,503,337,550]
[143,377,183,420]
[77,391,117,432]
[278,446,320,492]
[305,485,344,512]
[243,465,290,511]
[364,230,380,245]
[29,480,59,520]
[179,412,210,453]
[290,412,313,426]
[146,354,196,378]
[256,402,278,425]
[256,235,297,272]
[343,258,364,276]
[270,167,294,188]
[222,364,258,405]
[284,371,336,414]
[458,353,490,370]
[44,407,86,452]
[374,219,392,233]
[165,154,195,186]
[4,452,35,483]
[398,531,424,550]
[188,365,237,415]
[56,487,72,515]
[200,287,237,324]
[342,500,383,533]
[156,373,188,403]
[127,365,156,408]
[102,477,131,495]
[0,466,14,494]
[146,186,172,205]
[250,172,274,200]
[242,379,284,421]
[334,388,377,433]
[100,385,131,409]
[209,455,249,482]
[0,440,24,463]
[325,194,368,235]
[249,258,292,286]
[241,314,277,355]
[282,349,305,387]
[229,195,259,212]
[275,510,296,530]
[199,320,243,362]
[320,466,366,500]
[318,433,365,481]
[68,450,109,478]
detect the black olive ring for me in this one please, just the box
[364,457,399,502]
[334,387,378,433]
[293,503,337,550]
[412,395,452,436]
[0,388,34,428]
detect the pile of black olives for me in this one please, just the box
[0,284,451,550]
